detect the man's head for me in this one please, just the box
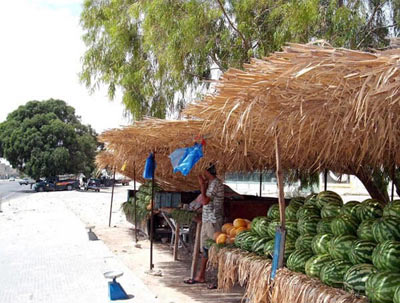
[204,163,217,180]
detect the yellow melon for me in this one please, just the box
[246,222,252,230]
[213,231,222,241]
[235,227,247,236]
[226,236,236,244]
[216,233,227,244]
[229,227,237,237]
[233,218,247,228]
[225,225,235,235]
[221,223,233,233]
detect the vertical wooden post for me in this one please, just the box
[191,221,202,279]
[275,137,285,228]
[150,153,155,270]
[259,170,263,197]
[324,169,328,191]
[108,168,116,227]
[173,222,180,260]
[134,162,138,243]
[391,166,395,202]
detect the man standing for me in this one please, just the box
[184,164,224,285]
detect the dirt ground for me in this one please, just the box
[58,185,244,303]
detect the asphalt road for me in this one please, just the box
[0,181,35,205]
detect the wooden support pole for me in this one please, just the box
[275,136,285,228]
[173,222,180,261]
[324,169,328,191]
[259,170,263,197]
[391,165,395,202]
[190,221,202,279]
[134,162,138,243]
[108,168,116,227]
[150,153,155,270]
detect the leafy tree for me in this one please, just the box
[0,99,98,179]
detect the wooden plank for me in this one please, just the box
[190,221,202,279]
[173,222,180,261]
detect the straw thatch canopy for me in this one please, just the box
[184,42,400,172]
[97,119,266,191]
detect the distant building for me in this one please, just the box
[0,163,18,179]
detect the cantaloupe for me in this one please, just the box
[213,231,222,241]
[222,223,233,233]
[225,225,235,235]
[233,218,247,228]
[229,227,237,237]
[235,227,247,236]
[216,233,227,244]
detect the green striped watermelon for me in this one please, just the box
[296,204,321,220]
[372,240,400,272]
[320,259,352,288]
[330,235,357,261]
[348,240,376,265]
[384,200,400,219]
[286,249,314,273]
[242,233,259,251]
[251,237,271,255]
[357,199,384,221]
[305,254,332,278]
[295,235,314,251]
[291,196,306,205]
[366,271,400,303]
[343,264,378,294]
[234,230,252,248]
[250,216,265,229]
[312,233,333,255]
[331,214,359,236]
[317,217,333,234]
[264,238,296,260]
[263,239,275,257]
[267,204,280,220]
[298,216,320,235]
[372,216,400,242]
[321,203,342,218]
[357,219,377,242]
[340,201,361,220]
[285,221,299,241]
[394,286,400,303]
[285,200,303,220]
[267,220,280,238]
[316,191,343,209]
[304,193,318,206]
[252,217,271,237]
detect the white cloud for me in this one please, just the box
[0,0,129,132]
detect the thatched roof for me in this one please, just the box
[184,42,400,172]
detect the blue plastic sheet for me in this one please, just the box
[169,143,203,176]
[143,153,156,179]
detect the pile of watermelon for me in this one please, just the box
[232,192,400,303]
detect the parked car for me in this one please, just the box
[19,178,34,185]
[84,178,101,192]
[34,177,80,192]
[9,177,15,181]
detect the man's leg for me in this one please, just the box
[194,250,208,282]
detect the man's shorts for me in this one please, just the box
[200,221,222,254]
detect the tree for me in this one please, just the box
[0,99,98,179]
[80,0,398,120]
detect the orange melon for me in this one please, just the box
[221,223,233,233]
[216,233,227,244]
[229,227,237,237]
[235,227,247,236]
[233,218,247,228]
[213,231,222,241]
[225,225,235,235]
[246,222,252,230]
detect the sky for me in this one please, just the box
[0,0,129,133]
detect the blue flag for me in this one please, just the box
[143,153,156,179]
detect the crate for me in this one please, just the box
[155,191,198,209]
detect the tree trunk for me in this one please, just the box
[354,167,389,203]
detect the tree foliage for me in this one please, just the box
[80,0,399,120]
[0,99,98,179]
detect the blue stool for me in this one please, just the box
[104,271,129,301]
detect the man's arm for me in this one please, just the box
[198,175,210,205]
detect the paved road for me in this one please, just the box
[0,181,34,207]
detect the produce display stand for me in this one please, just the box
[97,43,400,303]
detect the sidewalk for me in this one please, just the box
[0,193,156,303]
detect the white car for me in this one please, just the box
[9,177,15,181]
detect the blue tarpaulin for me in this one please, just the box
[143,153,156,179]
[169,143,203,176]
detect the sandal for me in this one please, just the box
[207,283,217,289]
[183,278,205,285]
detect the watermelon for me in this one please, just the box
[316,191,343,209]
[267,204,280,220]
[331,214,359,236]
[321,203,342,218]
[251,237,271,255]
[304,193,318,206]
[285,199,303,220]
[298,216,320,235]
[286,249,314,273]
[366,271,400,303]
[317,217,334,234]
[267,220,280,238]
[348,240,376,265]
[305,254,332,278]
[372,216,400,242]
[263,239,275,257]
[384,200,400,218]
[372,240,400,272]
[235,230,252,248]
[264,238,296,260]
[252,217,271,237]
[343,264,378,294]
[250,216,265,229]
[296,204,321,220]
[242,233,259,251]
[290,196,306,205]
[320,259,352,288]
[357,199,384,221]
[295,235,314,251]
[394,286,400,303]
[340,201,361,220]
[285,221,300,241]
[330,235,357,261]
[357,219,377,242]
[312,233,333,255]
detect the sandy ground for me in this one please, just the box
[33,185,244,303]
